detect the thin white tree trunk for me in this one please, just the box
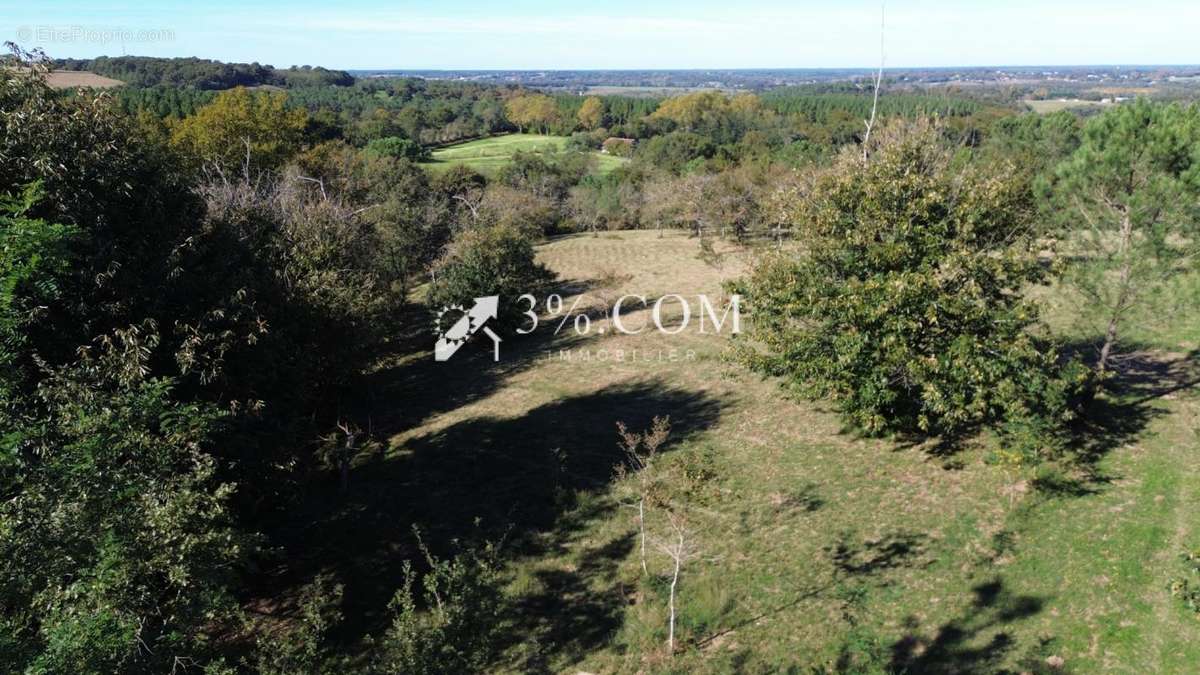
[639,498,648,575]
[667,530,682,653]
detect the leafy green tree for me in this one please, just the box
[635,132,716,175]
[0,327,244,674]
[734,121,1083,445]
[0,184,77,404]
[1045,99,1200,382]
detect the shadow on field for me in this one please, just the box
[259,378,726,653]
[695,530,929,653]
[1056,344,1200,492]
[364,284,603,434]
[890,579,1050,674]
[828,530,930,578]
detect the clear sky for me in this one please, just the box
[5,0,1198,70]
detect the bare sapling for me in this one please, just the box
[322,419,371,495]
[617,416,671,576]
[861,3,886,161]
[653,508,697,654]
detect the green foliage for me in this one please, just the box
[53,55,353,90]
[1043,99,1200,380]
[0,183,78,403]
[0,327,244,674]
[635,132,717,174]
[426,224,555,326]
[364,135,431,161]
[761,89,984,122]
[253,574,346,675]
[734,120,1082,447]
[373,531,504,675]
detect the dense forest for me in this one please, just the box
[3,45,1200,673]
[52,55,355,88]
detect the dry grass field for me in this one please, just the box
[45,70,124,89]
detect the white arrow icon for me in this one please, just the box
[435,296,502,362]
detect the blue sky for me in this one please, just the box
[6,1,1199,69]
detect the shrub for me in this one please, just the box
[733,120,1083,450]
[425,224,555,326]
[254,574,345,675]
[373,531,503,674]
[364,136,431,162]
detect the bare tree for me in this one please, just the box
[322,420,363,495]
[617,416,671,576]
[861,3,886,161]
[653,508,697,654]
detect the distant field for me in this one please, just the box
[426,133,627,176]
[46,70,124,89]
[583,85,731,97]
[1025,98,1111,114]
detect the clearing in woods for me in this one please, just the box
[295,231,1199,673]
[426,132,628,176]
[45,70,125,89]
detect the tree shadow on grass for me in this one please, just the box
[693,530,929,653]
[362,283,604,435]
[1054,344,1200,493]
[507,531,637,673]
[889,578,1050,675]
[258,379,726,654]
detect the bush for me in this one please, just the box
[364,136,431,162]
[373,531,504,674]
[733,120,1083,449]
[425,224,555,326]
[254,574,345,675]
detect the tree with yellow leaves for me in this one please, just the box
[504,93,559,134]
[576,96,604,130]
[170,87,308,172]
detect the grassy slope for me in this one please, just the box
[426,133,627,176]
[330,231,1198,673]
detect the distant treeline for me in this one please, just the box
[761,88,983,121]
[52,55,354,89]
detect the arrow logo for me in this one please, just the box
[435,296,503,362]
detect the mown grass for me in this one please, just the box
[425,133,628,176]
[272,231,1198,673]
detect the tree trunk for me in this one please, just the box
[667,532,682,653]
[638,498,648,575]
[1096,210,1135,382]
[340,432,357,495]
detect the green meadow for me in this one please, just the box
[426,133,628,176]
